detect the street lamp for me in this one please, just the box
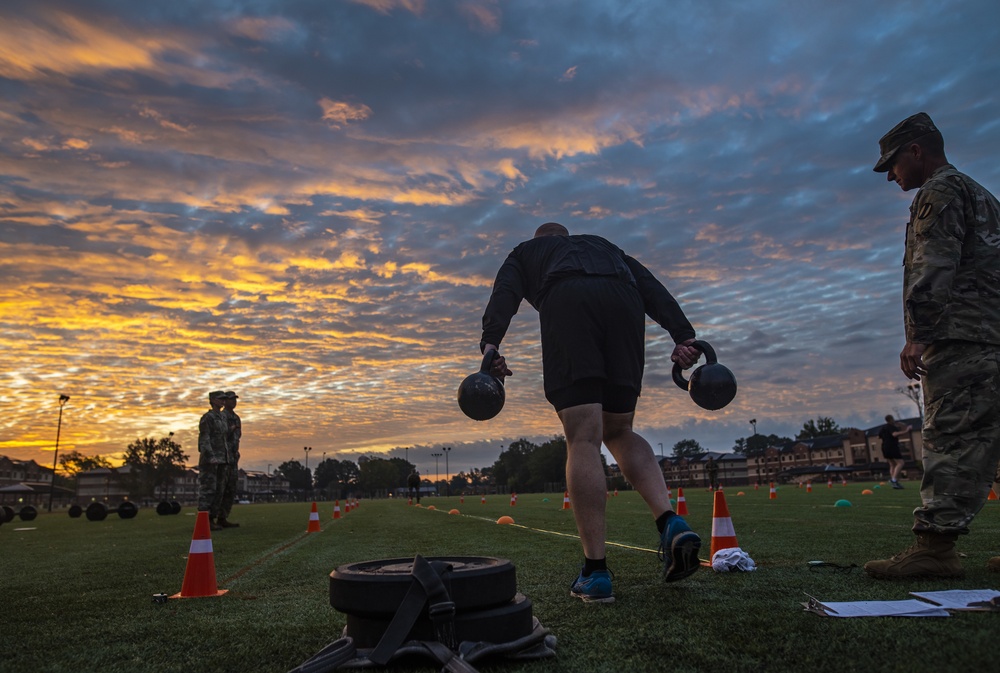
[405,446,409,468]
[431,452,442,494]
[749,418,760,486]
[47,394,70,513]
[442,447,451,497]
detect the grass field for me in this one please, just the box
[3,484,998,673]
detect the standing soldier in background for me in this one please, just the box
[865,112,1000,579]
[198,391,231,532]
[218,391,241,528]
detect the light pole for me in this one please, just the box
[431,452,442,494]
[442,447,451,497]
[749,418,760,486]
[658,442,663,459]
[48,394,70,513]
[405,446,409,468]
[304,446,312,470]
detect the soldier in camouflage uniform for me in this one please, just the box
[865,112,1000,579]
[198,390,231,532]
[218,391,241,528]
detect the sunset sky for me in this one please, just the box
[2,0,999,479]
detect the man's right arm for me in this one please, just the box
[480,256,526,353]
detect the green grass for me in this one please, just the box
[2,484,999,673]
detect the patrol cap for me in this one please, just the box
[224,391,239,399]
[873,112,939,172]
[208,390,226,399]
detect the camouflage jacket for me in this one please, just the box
[198,409,230,464]
[903,164,1000,345]
[223,409,242,461]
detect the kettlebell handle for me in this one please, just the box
[672,340,718,390]
[480,349,501,375]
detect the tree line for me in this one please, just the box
[54,416,845,499]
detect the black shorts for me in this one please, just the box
[882,443,902,460]
[539,276,645,412]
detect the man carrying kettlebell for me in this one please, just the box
[479,222,702,602]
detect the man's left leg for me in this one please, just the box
[558,403,614,602]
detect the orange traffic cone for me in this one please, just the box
[408,496,413,506]
[666,486,672,500]
[769,483,777,500]
[171,511,227,598]
[988,488,998,501]
[754,482,759,491]
[806,481,812,493]
[460,495,465,504]
[827,478,833,488]
[481,495,486,504]
[332,500,341,519]
[307,501,321,532]
[562,491,571,510]
[614,489,619,497]
[676,487,688,515]
[510,493,516,506]
[709,490,739,559]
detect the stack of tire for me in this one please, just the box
[0,505,37,524]
[329,556,535,648]
[156,500,183,516]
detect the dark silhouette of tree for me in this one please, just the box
[122,433,188,499]
[276,460,311,493]
[672,438,704,458]
[315,458,360,498]
[492,438,537,492]
[797,417,841,439]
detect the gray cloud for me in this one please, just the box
[1,0,995,474]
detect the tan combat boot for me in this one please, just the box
[863,532,964,579]
[988,556,1000,572]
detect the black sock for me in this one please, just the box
[582,557,607,576]
[656,510,676,534]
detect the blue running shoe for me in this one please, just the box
[570,569,615,603]
[659,514,702,582]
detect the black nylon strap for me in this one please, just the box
[368,555,457,665]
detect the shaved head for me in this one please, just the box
[534,222,569,238]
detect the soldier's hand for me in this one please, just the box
[900,342,927,380]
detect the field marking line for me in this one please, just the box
[219,529,314,586]
[457,512,658,554]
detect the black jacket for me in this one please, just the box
[481,234,695,350]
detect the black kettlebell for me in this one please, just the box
[672,340,737,410]
[457,350,506,421]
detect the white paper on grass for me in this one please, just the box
[909,589,1000,610]
[802,595,950,618]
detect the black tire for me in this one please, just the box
[1,505,14,524]
[117,501,138,519]
[18,505,38,521]
[86,502,109,521]
[345,593,534,649]
[68,504,83,518]
[170,501,182,515]
[156,501,172,515]
[330,557,517,618]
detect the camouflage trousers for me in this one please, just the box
[198,462,229,519]
[220,459,238,519]
[914,340,1000,535]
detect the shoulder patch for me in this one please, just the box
[917,202,934,220]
